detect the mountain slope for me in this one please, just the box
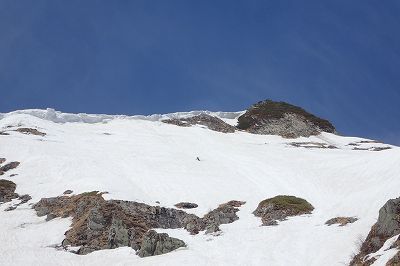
[0,108,399,266]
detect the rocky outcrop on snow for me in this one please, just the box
[0,161,20,175]
[175,202,198,209]
[162,114,236,133]
[136,230,186,257]
[253,195,314,226]
[237,100,336,138]
[33,192,245,256]
[350,197,400,265]
[0,179,18,203]
[15,127,46,136]
[325,217,358,226]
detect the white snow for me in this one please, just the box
[0,109,399,266]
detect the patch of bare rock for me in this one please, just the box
[350,197,400,265]
[325,216,358,226]
[289,142,337,149]
[175,202,198,209]
[162,114,236,133]
[253,195,314,226]
[15,127,46,136]
[33,192,245,256]
[0,179,18,203]
[0,161,20,175]
[237,100,336,138]
[0,178,31,210]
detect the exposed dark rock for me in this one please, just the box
[162,114,236,133]
[0,132,9,135]
[0,158,5,164]
[15,128,46,136]
[33,192,245,256]
[63,190,73,195]
[175,202,198,209]
[325,216,358,226]
[0,179,18,203]
[237,100,336,138]
[253,195,314,226]
[350,197,400,265]
[136,230,186,257]
[0,161,20,175]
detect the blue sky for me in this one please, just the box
[1,1,399,144]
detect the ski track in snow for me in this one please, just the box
[0,110,399,266]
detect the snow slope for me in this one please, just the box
[0,109,399,266]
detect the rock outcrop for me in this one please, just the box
[175,202,198,209]
[0,179,18,203]
[0,161,20,175]
[15,128,46,136]
[253,195,314,226]
[136,230,186,257]
[237,100,335,138]
[162,114,236,133]
[33,192,245,256]
[350,197,400,265]
[325,216,358,226]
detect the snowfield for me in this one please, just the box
[0,109,399,266]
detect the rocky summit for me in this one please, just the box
[237,100,336,138]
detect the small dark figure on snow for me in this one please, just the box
[196,157,200,161]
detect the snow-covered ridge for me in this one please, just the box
[0,108,244,124]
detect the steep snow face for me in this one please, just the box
[0,110,399,266]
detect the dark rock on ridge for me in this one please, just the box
[33,192,245,256]
[253,195,314,226]
[237,100,336,138]
[350,197,400,265]
[162,114,236,133]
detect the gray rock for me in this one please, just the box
[175,202,198,209]
[325,216,358,226]
[0,161,20,174]
[108,217,130,248]
[136,230,186,257]
[375,198,400,236]
[0,179,18,203]
[350,197,400,265]
[63,190,73,195]
[46,213,57,221]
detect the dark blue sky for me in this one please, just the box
[1,1,399,144]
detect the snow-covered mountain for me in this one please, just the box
[0,101,399,266]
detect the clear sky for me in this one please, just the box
[1,1,399,144]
